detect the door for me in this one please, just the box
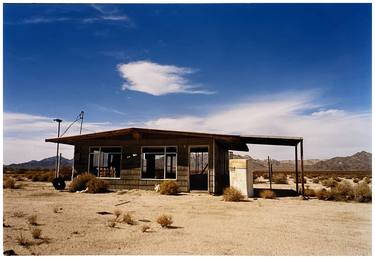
[189,146,209,191]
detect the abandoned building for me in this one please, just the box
[45,127,305,195]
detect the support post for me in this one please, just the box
[295,145,299,193]
[300,140,305,196]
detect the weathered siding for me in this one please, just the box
[72,136,219,193]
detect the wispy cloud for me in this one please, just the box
[4,91,371,164]
[4,112,121,164]
[22,16,72,24]
[139,92,371,160]
[10,4,132,26]
[117,61,215,96]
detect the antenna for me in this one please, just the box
[60,111,85,137]
[79,111,84,135]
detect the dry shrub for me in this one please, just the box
[13,211,25,218]
[141,225,150,233]
[353,178,360,183]
[4,178,17,189]
[262,173,269,179]
[107,219,116,228]
[272,174,288,184]
[157,214,173,228]
[321,178,338,188]
[331,180,354,201]
[27,214,38,226]
[120,213,135,225]
[304,188,316,197]
[354,182,372,202]
[363,177,371,184]
[114,209,122,219]
[316,188,333,200]
[159,181,179,195]
[223,187,244,202]
[16,233,31,247]
[260,190,276,199]
[333,176,342,182]
[312,178,320,184]
[31,228,42,239]
[87,178,108,193]
[69,173,96,192]
[53,207,59,213]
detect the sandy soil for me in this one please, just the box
[3,181,372,255]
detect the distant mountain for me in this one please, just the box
[231,151,372,171]
[310,151,372,171]
[5,156,73,170]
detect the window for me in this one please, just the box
[89,147,122,178]
[141,146,177,179]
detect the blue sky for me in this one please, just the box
[3,3,372,163]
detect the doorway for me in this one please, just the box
[189,146,209,191]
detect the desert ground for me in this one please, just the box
[3,180,372,256]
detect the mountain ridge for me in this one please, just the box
[4,151,372,171]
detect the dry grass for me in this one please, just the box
[31,228,42,239]
[69,173,96,192]
[322,178,338,188]
[159,181,179,195]
[113,209,122,219]
[316,181,371,203]
[87,178,108,193]
[13,211,26,218]
[157,214,173,228]
[354,182,372,202]
[107,219,116,228]
[363,177,371,184]
[4,178,17,189]
[16,233,31,247]
[27,214,38,226]
[141,225,150,233]
[304,188,316,197]
[272,174,288,184]
[332,180,354,201]
[120,213,135,225]
[223,187,244,202]
[353,178,360,183]
[259,190,276,199]
[312,178,320,184]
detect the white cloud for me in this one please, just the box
[3,112,121,164]
[117,61,214,96]
[3,91,371,163]
[141,93,371,160]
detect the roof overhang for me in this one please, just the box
[45,127,302,151]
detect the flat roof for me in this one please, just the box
[45,127,303,149]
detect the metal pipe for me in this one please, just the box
[79,111,84,135]
[295,145,299,193]
[300,140,305,196]
[53,118,62,178]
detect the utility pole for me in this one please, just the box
[53,118,62,178]
[79,111,84,135]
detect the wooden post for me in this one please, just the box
[300,140,305,196]
[268,156,272,189]
[295,145,299,193]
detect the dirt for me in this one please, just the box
[3,181,372,255]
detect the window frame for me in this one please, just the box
[88,146,122,179]
[140,146,178,180]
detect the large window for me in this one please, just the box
[89,147,122,178]
[141,146,177,179]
